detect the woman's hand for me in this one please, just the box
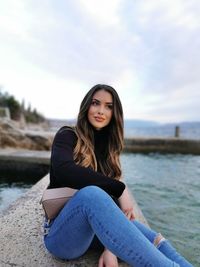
[118,186,135,220]
[98,249,118,267]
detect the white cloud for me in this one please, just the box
[0,0,35,42]
[79,0,121,27]
[136,0,200,30]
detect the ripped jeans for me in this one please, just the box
[44,186,193,267]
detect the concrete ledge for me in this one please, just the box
[124,137,200,154]
[1,136,200,161]
[0,149,50,180]
[0,149,50,165]
[0,174,148,267]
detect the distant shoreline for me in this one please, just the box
[48,119,200,140]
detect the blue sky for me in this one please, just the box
[0,0,200,123]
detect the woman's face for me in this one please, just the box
[87,90,113,130]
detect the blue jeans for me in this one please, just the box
[44,186,193,267]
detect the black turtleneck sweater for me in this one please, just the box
[49,126,125,198]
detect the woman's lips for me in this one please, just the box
[94,116,105,122]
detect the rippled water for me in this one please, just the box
[0,183,29,212]
[121,153,200,266]
[0,173,42,212]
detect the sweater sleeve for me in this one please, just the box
[49,127,125,198]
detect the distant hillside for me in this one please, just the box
[48,118,76,131]
[162,121,200,127]
[124,119,160,128]
[48,118,160,130]
[48,118,200,130]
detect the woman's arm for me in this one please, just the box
[50,127,125,198]
[118,180,135,220]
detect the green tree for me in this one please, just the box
[0,88,21,120]
[0,87,46,123]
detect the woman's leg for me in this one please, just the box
[132,220,193,267]
[44,197,95,260]
[44,186,192,267]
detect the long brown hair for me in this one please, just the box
[73,84,124,179]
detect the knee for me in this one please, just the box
[153,233,166,248]
[77,186,110,203]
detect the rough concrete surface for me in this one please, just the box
[124,137,200,154]
[0,149,50,165]
[0,175,148,267]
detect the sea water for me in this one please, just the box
[121,153,200,266]
[0,174,41,212]
[0,183,29,212]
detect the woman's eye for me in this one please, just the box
[91,101,99,106]
[107,105,113,109]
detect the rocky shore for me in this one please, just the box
[0,120,54,150]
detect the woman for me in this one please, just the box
[43,84,193,267]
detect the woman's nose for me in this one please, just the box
[98,106,104,115]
